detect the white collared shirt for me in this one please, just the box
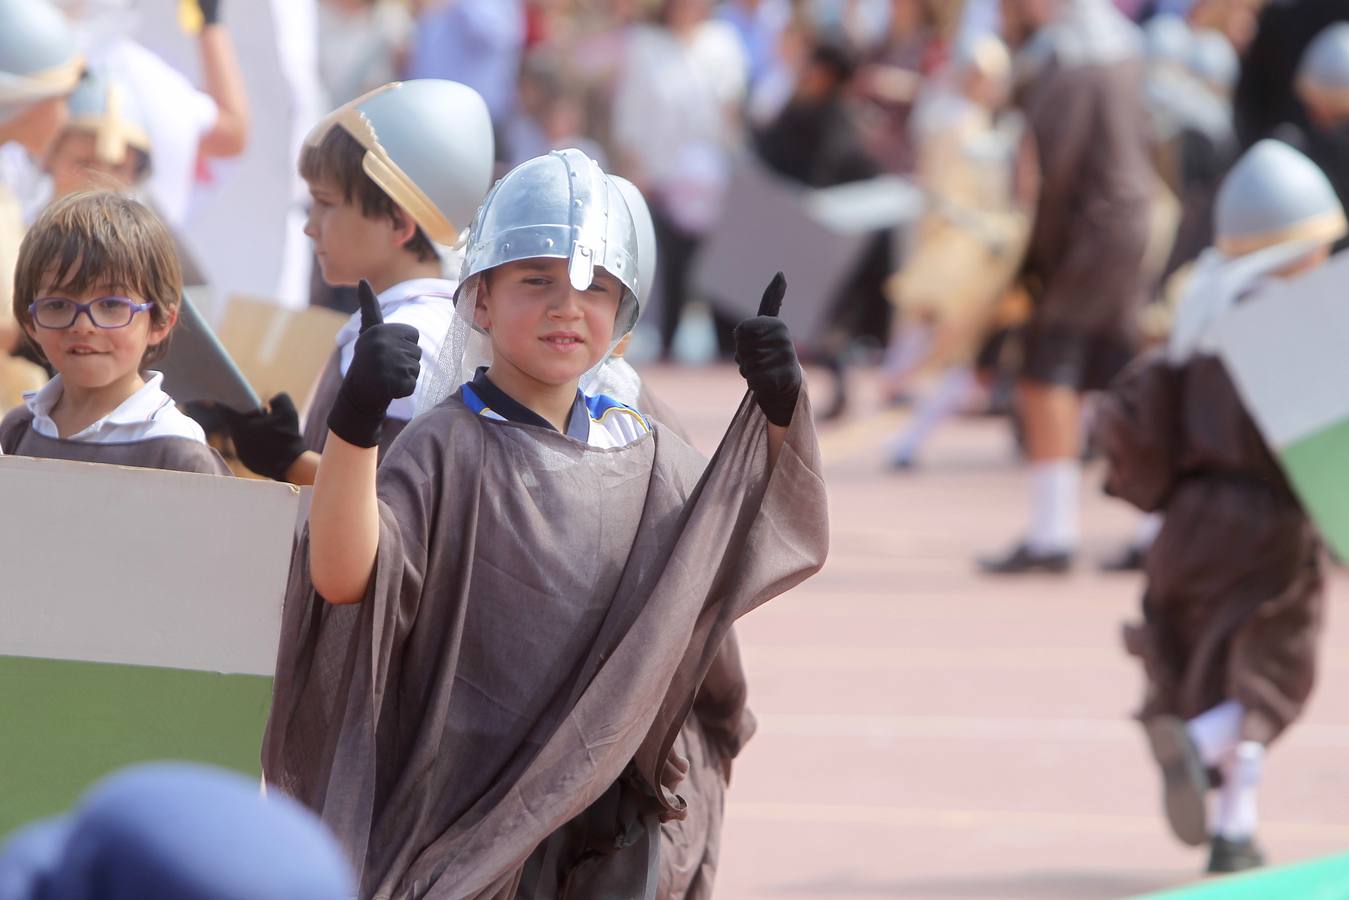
[25,371,207,445]
[335,277,459,422]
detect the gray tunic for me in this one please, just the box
[0,407,230,476]
[263,388,828,899]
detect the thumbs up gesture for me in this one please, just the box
[327,280,423,449]
[733,272,801,427]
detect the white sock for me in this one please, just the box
[1026,459,1080,554]
[890,366,976,463]
[882,322,934,381]
[1215,741,1264,840]
[1187,700,1244,767]
[1132,512,1164,551]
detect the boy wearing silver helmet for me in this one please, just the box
[41,69,153,201]
[220,79,495,484]
[262,148,827,898]
[1097,139,1343,876]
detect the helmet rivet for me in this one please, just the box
[545,238,555,248]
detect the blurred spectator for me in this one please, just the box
[718,0,793,84]
[857,0,954,174]
[757,39,889,419]
[405,0,525,134]
[1234,0,1349,148]
[746,11,813,127]
[757,40,876,186]
[612,0,748,359]
[317,0,413,108]
[44,71,154,201]
[53,0,251,228]
[504,49,607,167]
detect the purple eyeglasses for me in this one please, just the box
[29,296,156,330]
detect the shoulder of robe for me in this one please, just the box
[0,405,33,450]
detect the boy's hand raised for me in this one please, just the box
[219,393,305,481]
[327,280,422,449]
[734,272,800,427]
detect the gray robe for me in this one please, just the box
[263,388,827,899]
[0,407,230,476]
[302,352,409,458]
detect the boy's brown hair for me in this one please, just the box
[14,191,182,365]
[299,127,439,263]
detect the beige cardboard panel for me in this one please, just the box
[0,456,299,675]
[217,295,346,408]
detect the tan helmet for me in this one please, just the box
[305,80,495,245]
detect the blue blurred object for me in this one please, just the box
[0,763,353,900]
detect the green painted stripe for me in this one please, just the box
[1281,417,1349,560]
[0,655,273,836]
[1135,853,1349,898]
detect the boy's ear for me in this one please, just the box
[472,293,491,332]
[147,306,179,348]
[390,206,419,251]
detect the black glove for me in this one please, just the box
[190,0,223,26]
[734,272,800,427]
[327,279,421,449]
[219,393,306,481]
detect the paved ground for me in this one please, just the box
[639,363,1349,900]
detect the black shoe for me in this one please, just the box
[1207,836,1265,874]
[1144,716,1209,847]
[889,454,917,472]
[978,543,1073,575]
[1100,545,1147,573]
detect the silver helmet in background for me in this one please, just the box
[0,0,82,123]
[1215,139,1346,257]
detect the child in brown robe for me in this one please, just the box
[0,191,227,475]
[1097,139,1344,875]
[263,149,828,898]
[220,79,495,484]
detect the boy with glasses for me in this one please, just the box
[0,190,227,474]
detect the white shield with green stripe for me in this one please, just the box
[0,457,299,834]
[1213,251,1349,558]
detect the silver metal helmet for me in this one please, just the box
[305,79,495,245]
[0,0,82,119]
[609,175,656,313]
[1215,139,1347,256]
[1143,14,1191,67]
[1186,29,1238,95]
[1297,22,1349,115]
[458,148,641,334]
[64,70,151,166]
